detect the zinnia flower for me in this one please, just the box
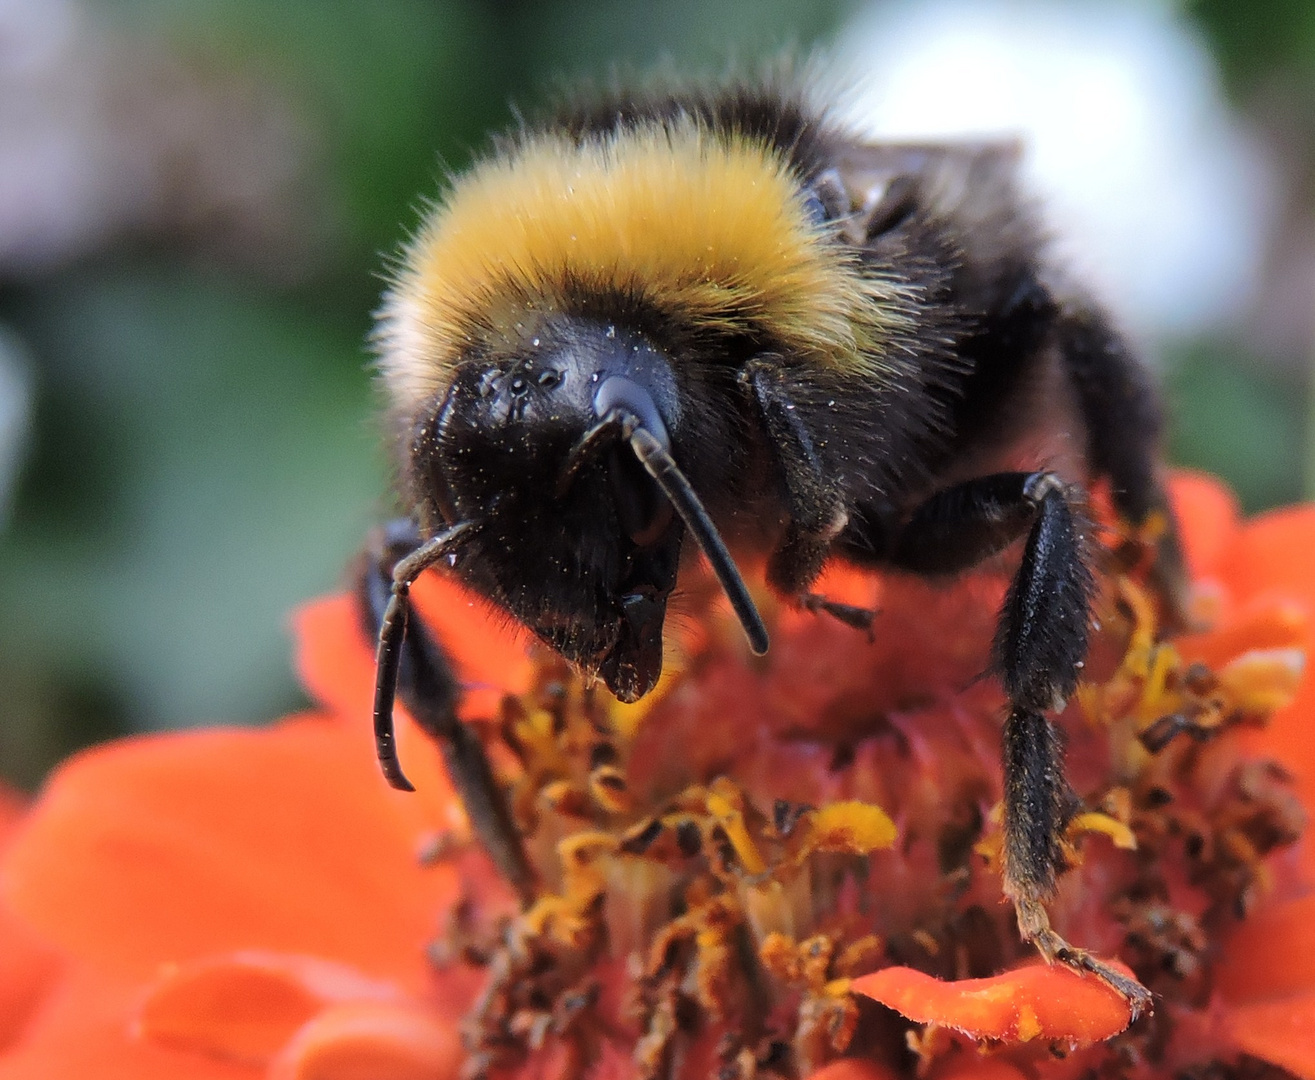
[0,471,1311,1080]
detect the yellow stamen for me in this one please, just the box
[1069,811,1138,850]
[705,786,768,875]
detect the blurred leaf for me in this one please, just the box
[1190,0,1315,90]
[1165,341,1305,514]
[97,0,505,260]
[1,266,385,750]
[507,0,848,81]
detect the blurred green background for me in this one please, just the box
[0,0,1308,788]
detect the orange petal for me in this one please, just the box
[1226,992,1315,1080]
[1240,657,1315,817]
[1223,505,1315,615]
[805,1060,901,1080]
[1212,507,1315,795]
[292,595,379,727]
[0,717,468,986]
[1175,600,1309,671]
[268,1000,461,1080]
[137,952,401,1066]
[0,970,257,1080]
[0,901,62,1053]
[851,964,1133,1044]
[1215,893,1315,1005]
[1168,470,1241,581]
[1246,679,1315,884]
[0,785,26,848]
[409,572,536,716]
[930,1060,1030,1080]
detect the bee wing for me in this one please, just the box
[821,139,1028,246]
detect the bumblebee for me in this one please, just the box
[361,74,1186,1014]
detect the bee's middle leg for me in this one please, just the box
[741,360,875,630]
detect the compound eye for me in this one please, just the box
[802,169,850,226]
[801,190,828,225]
[477,368,500,398]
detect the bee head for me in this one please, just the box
[406,315,765,703]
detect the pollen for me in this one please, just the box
[800,802,898,857]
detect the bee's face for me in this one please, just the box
[411,318,685,702]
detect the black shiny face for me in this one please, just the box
[414,317,686,702]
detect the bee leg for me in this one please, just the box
[876,473,1152,1016]
[740,360,874,629]
[798,592,877,634]
[882,472,1069,572]
[995,476,1152,1017]
[360,520,537,906]
[1057,306,1189,629]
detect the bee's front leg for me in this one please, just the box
[359,519,537,907]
